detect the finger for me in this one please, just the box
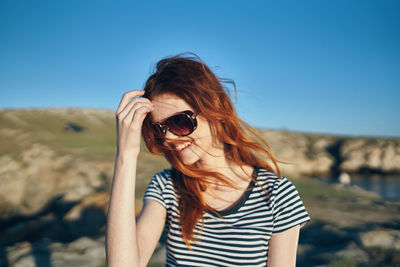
[116,90,145,114]
[117,97,153,119]
[131,105,153,127]
[116,90,146,114]
[117,97,153,116]
[121,102,153,126]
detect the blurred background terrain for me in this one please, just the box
[1,0,400,266]
[0,108,399,267]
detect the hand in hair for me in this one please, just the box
[115,90,154,157]
[107,90,165,267]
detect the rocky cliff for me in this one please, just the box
[1,108,399,266]
[1,108,399,220]
[259,129,400,177]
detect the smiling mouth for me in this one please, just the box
[175,141,192,151]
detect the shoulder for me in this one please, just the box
[152,168,174,183]
[145,168,175,193]
[255,167,297,197]
[144,168,176,207]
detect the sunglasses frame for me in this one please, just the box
[153,110,198,137]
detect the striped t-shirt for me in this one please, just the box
[144,167,310,266]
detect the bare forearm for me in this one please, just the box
[106,153,139,266]
[107,90,155,266]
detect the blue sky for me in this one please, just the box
[1,0,399,137]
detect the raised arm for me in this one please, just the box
[106,90,166,267]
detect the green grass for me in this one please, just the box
[0,108,390,205]
[0,109,117,161]
[327,258,358,267]
[292,177,378,201]
[3,108,399,267]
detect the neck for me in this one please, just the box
[196,152,253,190]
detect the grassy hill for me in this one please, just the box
[0,108,170,198]
[1,108,400,266]
[1,108,118,160]
[0,107,395,207]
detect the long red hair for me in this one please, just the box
[142,53,281,247]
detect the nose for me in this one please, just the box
[163,130,179,148]
[163,128,180,143]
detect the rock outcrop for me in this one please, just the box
[0,108,399,267]
[0,143,113,220]
[260,129,400,177]
[1,109,399,220]
[340,139,400,174]
[359,229,400,250]
[2,236,106,267]
[259,130,336,177]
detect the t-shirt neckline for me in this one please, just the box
[207,166,258,217]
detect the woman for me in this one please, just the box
[106,54,310,267]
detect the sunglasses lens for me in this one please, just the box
[168,113,194,136]
[153,124,166,136]
[153,111,197,137]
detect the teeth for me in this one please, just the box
[175,142,191,151]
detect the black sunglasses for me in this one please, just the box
[153,110,198,137]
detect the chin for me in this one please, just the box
[178,151,201,165]
[180,156,199,166]
[177,146,202,166]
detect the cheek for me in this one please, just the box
[196,117,212,134]
[194,122,214,146]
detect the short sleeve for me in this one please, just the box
[271,177,310,234]
[143,171,169,209]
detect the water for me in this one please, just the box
[326,174,400,201]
